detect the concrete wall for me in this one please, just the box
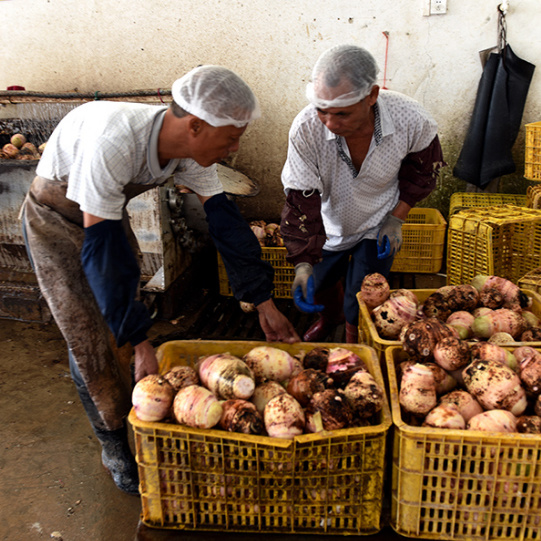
[1,0,540,219]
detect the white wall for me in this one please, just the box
[1,0,540,217]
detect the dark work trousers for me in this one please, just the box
[313,238,394,325]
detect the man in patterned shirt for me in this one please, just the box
[21,65,299,494]
[281,45,445,343]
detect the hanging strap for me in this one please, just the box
[497,3,508,54]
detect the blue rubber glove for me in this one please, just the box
[292,263,324,313]
[377,214,405,259]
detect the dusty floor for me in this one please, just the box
[0,270,445,541]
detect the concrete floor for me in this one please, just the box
[1,271,447,541]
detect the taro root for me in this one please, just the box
[433,336,471,371]
[250,222,267,246]
[439,390,483,422]
[446,311,475,339]
[487,332,515,345]
[264,393,305,439]
[522,311,541,329]
[425,362,457,394]
[401,318,458,362]
[445,284,479,312]
[344,370,384,418]
[305,389,353,432]
[467,409,518,433]
[422,403,465,429]
[399,363,437,416]
[243,346,298,383]
[372,295,418,339]
[2,143,19,159]
[516,415,541,434]
[163,365,200,392]
[470,342,518,371]
[472,275,529,312]
[219,399,264,435]
[325,347,367,388]
[462,360,527,416]
[471,308,524,340]
[197,353,255,400]
[479,287,505,309]
[10,133,26,148]
[389,288,419,307]
[173,385,223,429]
[358,272,390,310]
[516,349,541,394]
[250,380,287,413]
[132,374,175,422]
[303,346,330,372]
[520,326,541,342]
[421,292,452,321]
[473,307,493,318]
[286,368,333,407]
[535,395,541,417]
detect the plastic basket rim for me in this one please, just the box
[129,339,393,444]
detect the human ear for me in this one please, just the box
[368,85,380,105]
[188,117,202,136]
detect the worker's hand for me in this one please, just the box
[292,263,324,313]
[256,299,300,343]
[133,339,159,382]
[377,214,405,259]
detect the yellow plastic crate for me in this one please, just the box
[519,267,541,296]
[358,288,541,363]
[447,205,541,286]
[386,345,541,540]
[217,248,294,298]
[217,208,446,297]
[449,192,527,216]
[526,185,541,209]
[129,340,392,535]
[525,121,541,181]
[390,208,447,274]
[358,289,434,363]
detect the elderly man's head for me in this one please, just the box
[306,45,379,109]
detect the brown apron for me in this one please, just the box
[21,176,153,431]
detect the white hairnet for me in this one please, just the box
[171,65,261,128]
[306,45,379,109]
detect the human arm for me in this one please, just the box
[80,214,154,352]
[280,189,326,312]
[378,135,446,258]
[397,134,446,208]
[256,299,300,343]
[200,193,299,342]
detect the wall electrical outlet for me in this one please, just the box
[429,0,447,15]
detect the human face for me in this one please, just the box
[315,86,379,139]
[191,123,247,167]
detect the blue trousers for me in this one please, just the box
[313,239,394,325]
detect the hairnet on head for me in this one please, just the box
[172,65,261,128]
[306,45,379,109]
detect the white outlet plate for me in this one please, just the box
[430,0,447,14]
[423,0,447,15]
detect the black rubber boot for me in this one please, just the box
[95,425,140,496]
